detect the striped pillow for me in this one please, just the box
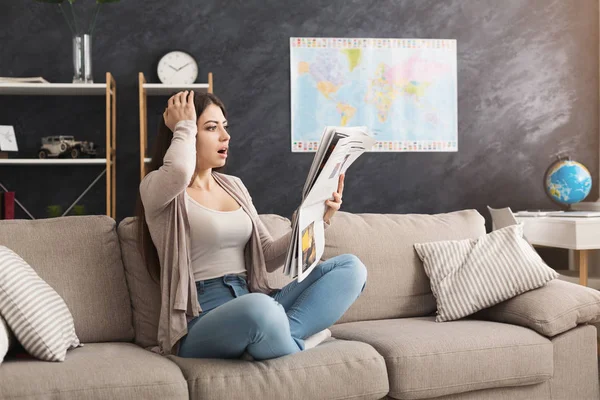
[414,224,559,322]
[0,245,82,361]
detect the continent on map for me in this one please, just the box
[336,103,356,126]
[385,52,451,83]
[341,49,362,72]
[365,52,449,122]
[403,81,432,106]
[364,64,400,123]
[298,51,346,99]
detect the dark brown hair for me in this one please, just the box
[135,92,228,284]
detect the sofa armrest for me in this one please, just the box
[472,279,600,337]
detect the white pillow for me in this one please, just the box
[0,315,12,363]
[414,224,559,322]
[0,245,82,361]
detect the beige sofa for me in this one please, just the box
[0,209,598,400]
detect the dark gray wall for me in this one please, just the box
[0,0,598,227]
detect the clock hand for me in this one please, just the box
[167,64,178,71]
[177,62,193,71]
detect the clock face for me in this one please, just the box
[157,51,199,84]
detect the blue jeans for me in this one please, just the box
[177,254,367,360]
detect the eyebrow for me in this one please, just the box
[203,120,228,125]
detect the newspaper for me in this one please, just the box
[283,126,376,282]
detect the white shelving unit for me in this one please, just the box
[0,73,117,219]
[138,72,213,181]
[0,83,112,96]
[143,83,210,96]
[0,159,108,165]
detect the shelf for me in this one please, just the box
[143,83,210,95]
[0,82,111,96]
[0,158,109,165]
[0,72,117,219]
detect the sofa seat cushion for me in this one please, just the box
[168,338,389,400]
[0,342,188,400]
[330,317,553,400]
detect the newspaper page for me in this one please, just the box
[283,126,376,281]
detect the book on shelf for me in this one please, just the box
[0,77,50,84]
[0,192,15,220]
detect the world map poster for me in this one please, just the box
[290,37,458,152]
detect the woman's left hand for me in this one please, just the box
[324,174,344,224]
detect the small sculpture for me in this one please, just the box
[38,136,97,159]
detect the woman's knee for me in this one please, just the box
[337,254,367,293]
[237,293,287,330]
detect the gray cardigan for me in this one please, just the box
[139,120,328,356]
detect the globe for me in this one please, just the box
[544,158,592,207]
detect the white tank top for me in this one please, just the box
[185,191,252,281]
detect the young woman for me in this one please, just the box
[136,90,367,360]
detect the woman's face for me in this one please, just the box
[195,103,230,170]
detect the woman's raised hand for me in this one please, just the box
[163,90,196,132]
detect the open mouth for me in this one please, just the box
[217,147,228,155]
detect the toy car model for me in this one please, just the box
[38,136,97,159]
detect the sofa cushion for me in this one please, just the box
[118,214,295,350]
[0,216,134,343]
[168,338,389,400]
[0,342,188,399]
[330,317,553,400]
[547,324,600,400]
[473,278,600,337]
[322,210,486,323]
[117,217,162,349]
[414,224,559,322]
[0,245,81,361]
